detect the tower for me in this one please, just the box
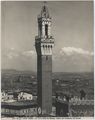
[35,3,54,115]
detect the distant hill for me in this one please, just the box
[1,69,93,75]
[1,69,36,75]
[1,69,94,99]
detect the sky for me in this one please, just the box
[1,1,94,72]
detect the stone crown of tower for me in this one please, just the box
[38,2,50,18]
[35,2,54,55]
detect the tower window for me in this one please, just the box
[45,24,48,36]
[46,56,48,60]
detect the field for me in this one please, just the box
[1,69,94,99]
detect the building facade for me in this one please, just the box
[18,92,33,100]
[56,99,94,117]
[35,3,54,115]
[1,101,37,117]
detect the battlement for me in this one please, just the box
[35,35,54,42]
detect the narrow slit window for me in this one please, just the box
[45,24,48,36]
[46,56,48,60]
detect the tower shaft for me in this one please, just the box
[37,55,52,114]
[35,4,54,115]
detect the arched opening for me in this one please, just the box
[45,24,48,36]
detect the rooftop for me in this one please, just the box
[2,100,37,110]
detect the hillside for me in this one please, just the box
[1,69,94,99]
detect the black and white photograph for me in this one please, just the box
[1,0,94,119]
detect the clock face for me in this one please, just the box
[38,107,41,114]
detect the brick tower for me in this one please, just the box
[35,3,54,115]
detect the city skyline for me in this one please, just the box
[1,1,94,72]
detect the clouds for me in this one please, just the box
[22,50,36,57]
[7,52,19,59]
[52,47,94,72]
[60,47,94,56]
[1,1,93,72]
[5,48,36,59]
[2,46,94,72]
[1,46,94,72]
[2,48,37,70]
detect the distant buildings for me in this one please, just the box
[18,92,33,100]
[1,90,94,117]
[1,91,37,117]
[56,93,94,117]
[1,91,14,102]
[1,101,37,117]
[1,91,33,102]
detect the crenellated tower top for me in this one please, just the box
[35,2,54,55]
[39,1,50,18]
